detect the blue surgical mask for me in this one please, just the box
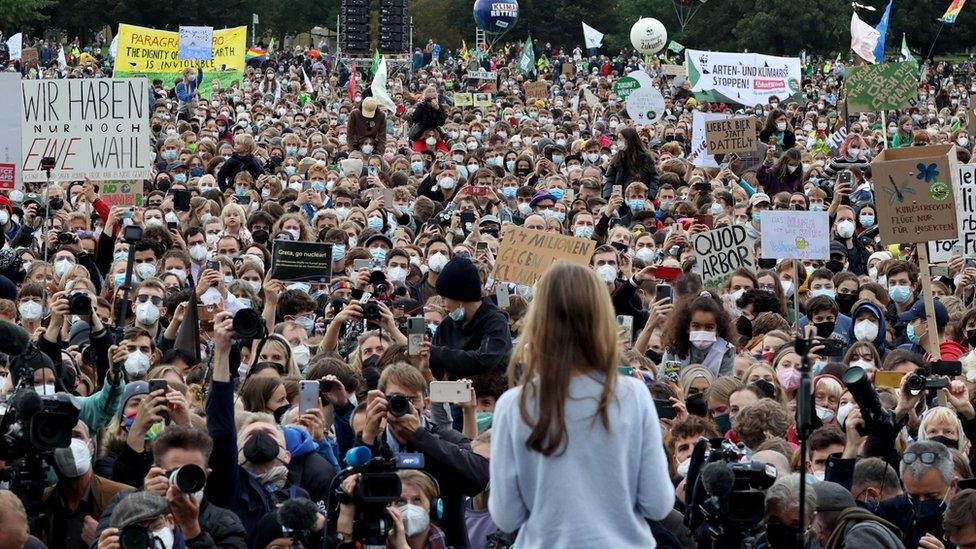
[283,166,296,176]
[311,181,326,192]
[427,323,438,335]
[173,173,187,184]
[907,322,920,344]
[859,214,875,227]
[449,306,465,322]
[548,188,564,201]
[367,217,384,230]
[809,288,836,299]
[113,273,126,287]
[888,285,912,304]
[162,150,178,161]
[574,225,594,238]
[505,160,515,172]
[285,146,298,156]
[752,211,762,223]
[411,161,424,173]
[113,251,128,262]
[331,244,346,261]
[628,199,645,212]
[190,167,204,177]
[235,187,248,196]
[501,186,517,199]
[295,315,315,335]
[370,247,388,262]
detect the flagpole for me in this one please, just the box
[925,21,946,61]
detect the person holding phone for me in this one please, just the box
[490,262,673,547]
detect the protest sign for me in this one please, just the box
[20,78,151,183]
[613,76,641,100]
[705,116,757,156]
[691,111,731,168]
[562,63,574,77]
[692,225,755,287]
[0,74,22,190]
[969,105,976,137]
[760,211,830,260]
[626,70,654,89]
[21,48,38,66]
[99,180,144,207]
[178,26,214,60]
[686,49,801,106]
[453,92,473,107]
[845,62,918,114]
[494,225,594,286]
[525,81,548,102]
[473,93,492,107]
[872,144,959,245]
[626,87,665,125]
[466,69,497,93]
[662,64,687,76]
[925,163,976,260]
[115,24,245,98]
[271,240,333,283]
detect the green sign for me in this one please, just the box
[613,76,641,100]
[845,62,919,114]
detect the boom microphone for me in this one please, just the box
[700,462,735,498]
[9,389,42,421]
[278,497,319,533]
[345,446,373,468]
[0,320,30,356]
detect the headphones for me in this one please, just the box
[427,472,444,521]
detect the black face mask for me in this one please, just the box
[685,393,707,417]
[814,320,836,338]
[764,522,802,549]
[251,229,270,245]
[610,241,629,253]
[825,260,845,274]
[757,258,778,269]
[362,354,380,371]
[243,431,281,465]
[645,349,663,365]
[928,435,958,448]
[272,404,291,424]
[835,292,857,316]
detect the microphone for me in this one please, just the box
[0,320,30,356]
[345,446,372,469]
[278,497,319,533]
[10,388,42,421]
[700,462,735,498]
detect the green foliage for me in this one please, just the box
[0,0,57,29]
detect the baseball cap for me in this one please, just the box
[749,193,771,207]
[897,298,949,329]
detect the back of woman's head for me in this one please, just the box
[510,261,619,456]
[238,376,281,413]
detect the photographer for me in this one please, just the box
[93,424,247,548]
[357,363,489,547]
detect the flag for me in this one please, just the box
[873,0,893,63]
[901,33,917,64]
[582,86,600,109]
[5,33,22,61]
[109,35,118,59]
[581,22,604,49]
[850,12,881,63]
[460,40,469,61]
[245,47,267,62]
[174,292,201,366]
[268,37,276,52]
[371,56,397,113]
[940,0,967,23]
[57,46,67,75]
[518,36,535,76]
[369,49,381,77]
[302,66,314,93]
[348,62,357,102]
[667,40,685,54]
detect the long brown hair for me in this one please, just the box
[509,261,619,456]
[612,127,651,177]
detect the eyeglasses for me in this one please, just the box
[903,451,938,465]
[136,295,164,306]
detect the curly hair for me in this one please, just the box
[662,295,736,358]
[732,398,792,449]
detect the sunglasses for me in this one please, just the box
[903,451,938,465]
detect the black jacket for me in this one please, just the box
[430,300,512,379]
[359,422,490,548]
[92,489,247,549]
[409,100,447,136]
[602,151,660,199]
[216,154,264,190]
[287,450,336,507]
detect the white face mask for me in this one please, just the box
[54,258,74,278]
[398,504,430,538]
[35,383,56,395]
[428,252,449,273]
[836,220,856,239]
[815,405,835,424]
[152,527,175,549]
[189,243,209,262]
[124,350,152,377]
[388,266,408,284]
[292,344,311,367]
[135,262,158,280]
[676,456,692,477]
[19,300,43,321]
[853,319,879,342]
[53,438,92,478]
[595,264,617,284]
[689,330,717,349]
[136,301,161,325]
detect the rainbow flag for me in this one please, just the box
[940,0,967,23]
[245,47,268,61]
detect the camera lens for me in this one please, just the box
[906,373,926,392]
[119,525,151,549]
[68,293,92,315]
[170,464,206,493]
[362,301,381,322]
[387,393,410,417]
[232,308,265,340]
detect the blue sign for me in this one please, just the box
[473,0,519,34]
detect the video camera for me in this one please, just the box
[686,439,775,549]
[327,447,425,546]
[0,390,81,461]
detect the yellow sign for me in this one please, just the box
[494,225,595,286]
[115,24,245,95]
[453,92,473,107]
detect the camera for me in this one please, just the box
[369,270,389,294]
[386,393,411,417]
[168,463,206,493]
[362,300,382,322]
[119,524,156,549]
[57,231,75,245]
[67,292,92,316]
[232,308,267,340]
[0,390,81,461]
[906,372,950,392]
[842,366,895,435]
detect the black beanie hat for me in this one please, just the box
[435,256,482,302]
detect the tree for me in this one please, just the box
[0,0,57,30]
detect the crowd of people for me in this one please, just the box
[1,27,976,549]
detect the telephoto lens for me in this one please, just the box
[232,308,266,340]
[169,463,207,493]
[386,393,410,417]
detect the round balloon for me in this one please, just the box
[630,18,668,54]
[473,0,520,34]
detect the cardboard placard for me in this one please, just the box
[704,116,757,156]
[178,26,214,60]
[760,211,831,260]
[453,92,473,107]
[562,63,574,76]
[662,64,687,76]
[845,61,919,114]
[100,180,144,208]
[472,93,492,108]
[21,78,151,182]
[271,240,333,283]
[525,81,548,102]
[21,47,38,66]
[969,105,976,137]
[871,144,959,245]
[692,225,755,287]
[927,164,976,261]
[494,225,594,286]
[691,111,731,168]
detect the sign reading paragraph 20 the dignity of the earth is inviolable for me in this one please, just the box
[20,78,151,183]
[493,225,595,286]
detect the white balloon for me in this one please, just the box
[630,18,668,55]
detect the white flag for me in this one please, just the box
[582,23,604,49]
[302,66,314,93]
[850,12,880,63]
[370,57,397,113]
[6,33,22,61]
[109,35,118,59]
[57,46,67,75]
